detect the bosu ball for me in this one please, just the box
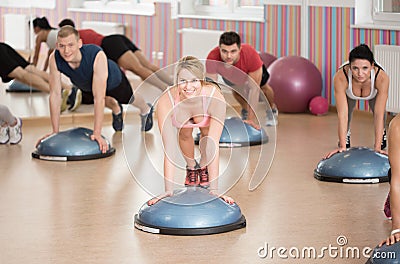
[32,127,115,161]
[134,187,246,235]
[314,147,390,183]
[365,242,400,263]
[195,117,268,147]
[6,80,40,93]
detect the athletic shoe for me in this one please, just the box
[384,192,391,219]
[198,167,209,188]
[337,130,351,149]
[185,167,199,186]
[9,118,22,144]
[67,86,82,111]
[112,103,124,131]
[0,126,9,144]
[266,108,278,126]
[345,131,351,148]
[60,89,69,113]
[140,103,154,132]
[241,108,248,120]
[381,129,387,150]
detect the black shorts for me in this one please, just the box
[222,64,270,87]
[101,34,140,62]
[81,71,134,105]
[0,43,29,83]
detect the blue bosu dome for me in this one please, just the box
[195,117,268,147]
[6,80,40,93]
[134,187,246,235]
[32,127,115,161]
[314,147,390,183]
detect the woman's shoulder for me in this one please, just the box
[37,30,49,41]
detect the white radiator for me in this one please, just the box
[3,14,30,50]
[375,44,400,113]
[81,21,125,35]
[179,28,223,60]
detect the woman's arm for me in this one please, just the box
[333,69,350,150]
[205,85,226,191]
[156,90,178,193]
[32,31,46,67]
[373,70,389,152]
[325,70,349,159]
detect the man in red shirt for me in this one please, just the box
[206,31,278,128]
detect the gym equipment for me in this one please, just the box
[309,96,329,115]
[314,147,390,183]
[195,117,268,147]
[268,56,322,113]
[134,187,246,235]
[32,127,115,161]
[6,80,40,93]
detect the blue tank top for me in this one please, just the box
[55,44,122,92]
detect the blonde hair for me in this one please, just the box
[174,56,205,84]
[57,25,80,41]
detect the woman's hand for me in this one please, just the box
[147,191,173,206]
[324,147,346,159]
[379,232,400,247]
[374,148,388,156]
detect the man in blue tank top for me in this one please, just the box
[42,26,153,153]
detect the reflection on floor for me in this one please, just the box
[0,91,392,264]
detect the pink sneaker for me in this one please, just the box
[185,167,199,186]
[198,167,209,188]
[384,192,391,219]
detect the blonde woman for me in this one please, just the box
[148,56,234,205]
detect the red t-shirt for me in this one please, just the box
[206,44,263,85]
[78,29,105,46]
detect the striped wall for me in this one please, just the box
[1,2,400,111]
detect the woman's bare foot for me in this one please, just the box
[147,191,173,206]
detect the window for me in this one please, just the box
[70,0,157,15]
[373,0,400,25]
[179,0,264,22]
[0,0,55,9]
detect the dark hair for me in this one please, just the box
[349,44,375,64]
[58,18,75,28]
[32,17,55,30]
[219,31,241,47]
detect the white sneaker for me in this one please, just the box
[9,118,22,144]
[0,126,9,144]
[266,108,278,126]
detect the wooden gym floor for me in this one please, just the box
[0,82,393,264]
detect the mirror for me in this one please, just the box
[0,0,61,119]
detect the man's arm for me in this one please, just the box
[48,52,62,133]
[92,51,108,139]
[246,67,262,125]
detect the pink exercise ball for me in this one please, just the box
[259,52,277,68]
[267,56,322,113]
[309,96,329,115]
